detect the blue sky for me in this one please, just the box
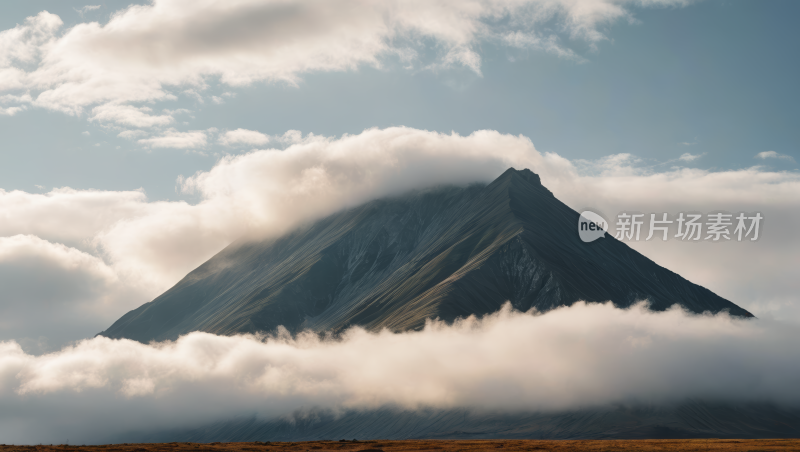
[1,0,796,201]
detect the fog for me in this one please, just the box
[1,302,799,444]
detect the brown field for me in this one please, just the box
[2,440,800,452]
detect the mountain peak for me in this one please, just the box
[497,167,541,185]
[489,167,553,199]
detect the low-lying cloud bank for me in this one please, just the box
[1,302,799,444]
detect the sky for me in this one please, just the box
[0,0,797,342]
[0,1,797,200]
[1,0,800,444]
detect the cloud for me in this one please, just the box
[574,153,642,176]
[0,106,23,115]
[0,0,691,126]
[0,235,141,354]
[0,187,148,247]
[118,130,147,140]
[218,128,270,146]
[0,12,62,67]
[501,31,586,62]
[0,189,157,351]
[756,151,796,162]
[138,129,207,149]
[90,104,174,128]
[0,93,32,104]
[679,152,702,162]
[75,5,102,17]
[178,127,565,242]
[0,302,799,444]
[1,127,799,352]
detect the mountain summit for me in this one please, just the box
[101,168,751,343]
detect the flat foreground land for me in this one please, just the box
[2,440,800,452]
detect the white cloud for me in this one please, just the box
[1,302,799,444]
[0,92,33,116]
[90,103,174,128]
[218,128,270,146]
[138,128,207,149]
[75,5,102,17]
[0,235,116,289]
[0,187,148,247]
[0,0,690,126]
[279,129,303,144]
[0,106,23,115]
[502,31,585,62]
[574,153,642,176]
[0,93,32,116]
[0,12,61,68]
[117,129,148,140]
[756,151,796,162]
[162,108,191,115]
[0,235,141,353]
[179,127,562,244]
[679,152,702,162]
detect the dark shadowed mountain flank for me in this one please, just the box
[120,401,800,443]
[100,168,752,343]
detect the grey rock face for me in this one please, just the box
[100,168,751,343]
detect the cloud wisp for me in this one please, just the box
[679,152,702,162]
[218,128,270,147]
[756,151,796,163]
[74,5,102,17]
[1,302,799,444]
[138,128,208,149]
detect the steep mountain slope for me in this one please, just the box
[101,168,751,342]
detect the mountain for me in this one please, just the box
[120,402,800,443]
[100,168,751,343]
